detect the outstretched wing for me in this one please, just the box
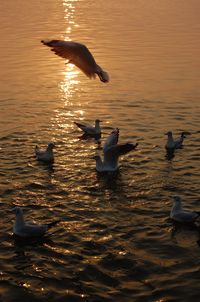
[41,39,97,78]
[104,143,137,166]
[109,143,138,157]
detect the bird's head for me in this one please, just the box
[173,195,181,205]
[111,128,119,134]
[12,206,23,216]
[95,119,102,124]
[165,131,173,137]
[93,155,101,161]
[47,142,55,150]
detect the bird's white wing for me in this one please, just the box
[14,223,48,237]
[172,211,199,222]
[103,129,119,152]
[104,143,137,166]
[74,122,96,134]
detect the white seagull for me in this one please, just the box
[41,39,109,83]
[74,119,102,139]
[94,128,138,172]
[165,131,186,151]
[170,196,200,223]
[35,142,55,162]
[12,207,60,238]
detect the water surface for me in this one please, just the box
[0,0,200,301]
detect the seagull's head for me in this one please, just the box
[93,155,101,161]
[173,195,181,205]
[12,206,23,216]
[165,131,173,137]
[95,119,102,124]
[111,128,119,134]
[47,142,55,150]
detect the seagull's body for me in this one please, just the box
[41,39,109,83]
[165,131,186,151]
[74,119,101,139]
[170,196,200,223]
[94,128,138,172]
[35,142,55,162]
[13,207,60,238]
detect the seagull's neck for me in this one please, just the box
[15,212,25,228]
[166,134,175,149]
[95,122,101,132]
[46,146,53,153]
[167,134,174,143]
[171,202,182,214]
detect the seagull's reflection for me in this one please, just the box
[96,169,121,191]
[78,133,101,147]
[165,150,175,161]
[170,221,200,246]
[13,234,55,248]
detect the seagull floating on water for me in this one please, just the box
[35,142,55,163]
[165,131,187,151]
[12,207,60,238]
[94,128,138,172]
[41,39,109,83]
[170,196,200,223]
[74,119,102,139]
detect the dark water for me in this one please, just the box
[1,0,200,301]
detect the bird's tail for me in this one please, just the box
[47,220,61,229]
[74,121,85,130]
[96,65,109,83]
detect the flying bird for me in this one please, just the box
[74,119,102,139]
[170,196,200,223]
[165,131,187,151]
[12,207,60,238]
[94,128,138,172]
[35,142,55,163]
[41,39,109,83]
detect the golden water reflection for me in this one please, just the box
[60,0,80,104]
[60,64,80,104]
[54,0,85,131]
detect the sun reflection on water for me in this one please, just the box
[60,64,80,104]
[52,0,85,133]
[59,0,81,104]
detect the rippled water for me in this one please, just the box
[1,0,200,301]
